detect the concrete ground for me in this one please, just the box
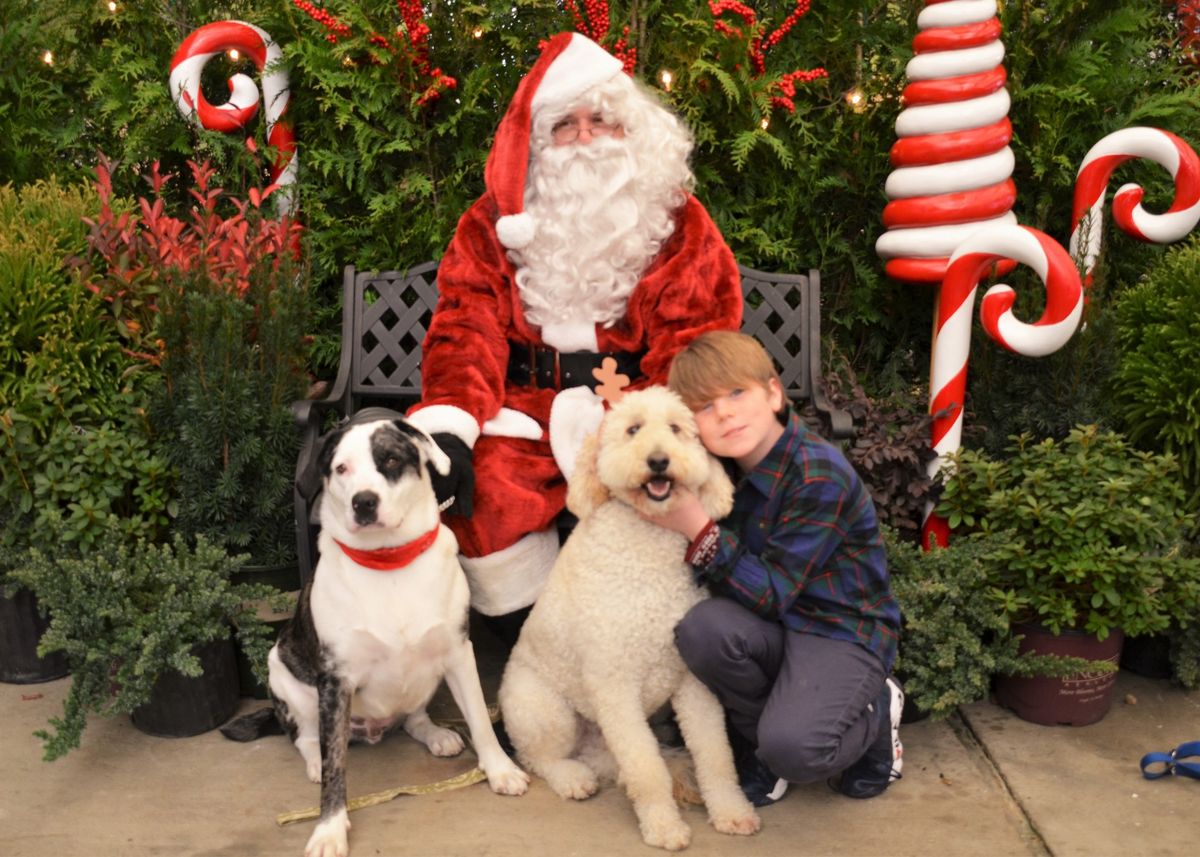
[2,626,1197,857]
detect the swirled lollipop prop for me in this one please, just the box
[169,21,297,215]
[923,225,1083,548]
[875,0,1016,284]
[1069,126,1200,288]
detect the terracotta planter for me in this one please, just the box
[0,587,69,684]
[130,636,239,737]
[995,623,1124,726]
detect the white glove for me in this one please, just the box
[481,407,543,441]
[549,386,606,482]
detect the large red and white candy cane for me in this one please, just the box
[923,224,1083,548]
[1069,127,1200,286]
[875,0,1017,284]
[169,21,297,215]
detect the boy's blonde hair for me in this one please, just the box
[668,330,786,411]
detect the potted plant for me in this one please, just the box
[77,156,310,695]
[936,425,1200,725]
[11,522,287,759]
[885,527,1103,721]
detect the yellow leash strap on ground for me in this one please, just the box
[276,766,487,826]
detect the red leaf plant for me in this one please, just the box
[69,152,303,366]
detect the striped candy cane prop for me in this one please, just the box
[922,224,1083,548]
[875,0,1017,284]
[1069,127,1200,286]
[169,21,297,215]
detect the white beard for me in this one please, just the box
[511,136,680,331]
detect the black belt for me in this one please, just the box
[507,342,645,391]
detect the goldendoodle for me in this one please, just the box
[498,386,761,851]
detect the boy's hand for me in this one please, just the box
[639,488,711,540]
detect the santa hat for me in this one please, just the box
[487,32,625,250]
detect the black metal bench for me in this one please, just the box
[292,262,853,585]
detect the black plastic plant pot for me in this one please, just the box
[131,636,240,737]
[0,587,69,684]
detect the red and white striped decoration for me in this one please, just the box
[923,224,1083,548]
[169,21,297,214]
[875,0,1016,284]
[1069,127,1200,286]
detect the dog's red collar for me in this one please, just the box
[334,526,440,571]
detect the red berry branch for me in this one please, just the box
[290,1,457,106]
[565,0,638,74]
[708,0,827,113]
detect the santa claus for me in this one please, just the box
[408,32,742,632]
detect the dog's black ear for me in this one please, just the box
[296,425,346,501]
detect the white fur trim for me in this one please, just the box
[407,404,481,448]
[461,529,559,615]
[496,212,536,250]
[481,407,544,440]
[540,322,599,353]
[531,34,624,115]
[549,386,606,481]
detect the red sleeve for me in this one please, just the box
[419,195,515,427]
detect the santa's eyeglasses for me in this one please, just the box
[551,113,621,144]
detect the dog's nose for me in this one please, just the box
[352,491,379,524]
[648,455,670,474]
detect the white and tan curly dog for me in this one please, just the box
[498,386,760,851]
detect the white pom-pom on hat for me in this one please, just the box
[484,33,625,250]
[495,212,537,250]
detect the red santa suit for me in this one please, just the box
[409,33,741,616]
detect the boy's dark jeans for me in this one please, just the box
[674,596,886,784]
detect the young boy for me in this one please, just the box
[650,330,903,805]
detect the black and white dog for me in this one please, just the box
[224,415,527,857]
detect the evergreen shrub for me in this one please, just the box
[11,524,287,760]
[1109,236,1200,510]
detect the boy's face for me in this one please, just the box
[692,378,785,471]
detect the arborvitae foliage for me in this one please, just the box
[1110,236,1200,510]
[4,1,1198,390]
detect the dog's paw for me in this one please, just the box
[424,726,466,758]
[638,805,692,852]
[483,759,531,796]
[710,805,761,837]
[304,810,350,857]
[543,759,599,800]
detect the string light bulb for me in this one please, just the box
[227,48,240,61]
[108,1,117,11]
[760,117,770,131]
[42,50,53,65]
[659,69,673,92]
[844,86,866,113]
[472,27,484,39]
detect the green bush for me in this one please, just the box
[11,525,287,760]
[1109,236,1200,509]
[0,177,168,570]
[887,527,1103,719]
[936,426,1200,640]
[0,178,127,410]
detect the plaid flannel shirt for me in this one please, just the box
[694,411,900,672]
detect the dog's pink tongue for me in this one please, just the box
[647,479,671,499]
